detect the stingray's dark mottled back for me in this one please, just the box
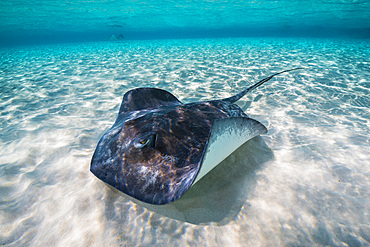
[91,95,247,204]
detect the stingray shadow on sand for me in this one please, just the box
[124,135,273,225]
[95,69,304,225]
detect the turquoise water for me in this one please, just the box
[1,38,369,246]
[0,1,370,246]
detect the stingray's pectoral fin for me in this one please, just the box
[192,117,267,184]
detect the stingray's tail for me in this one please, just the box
[222,68,304,104]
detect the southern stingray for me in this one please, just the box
[91,68,302,205]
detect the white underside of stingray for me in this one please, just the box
[193,117,267,185]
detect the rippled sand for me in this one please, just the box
[0,38,369,246]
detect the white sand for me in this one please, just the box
[0,38,369,246]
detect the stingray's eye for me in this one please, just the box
[134,134,156,149]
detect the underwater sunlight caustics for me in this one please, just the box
[1,38,369,246]
[90,68,303,205]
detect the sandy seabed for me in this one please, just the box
[0,38,369,246]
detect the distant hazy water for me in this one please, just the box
[0,0,369,46]
[0,38,369,246]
